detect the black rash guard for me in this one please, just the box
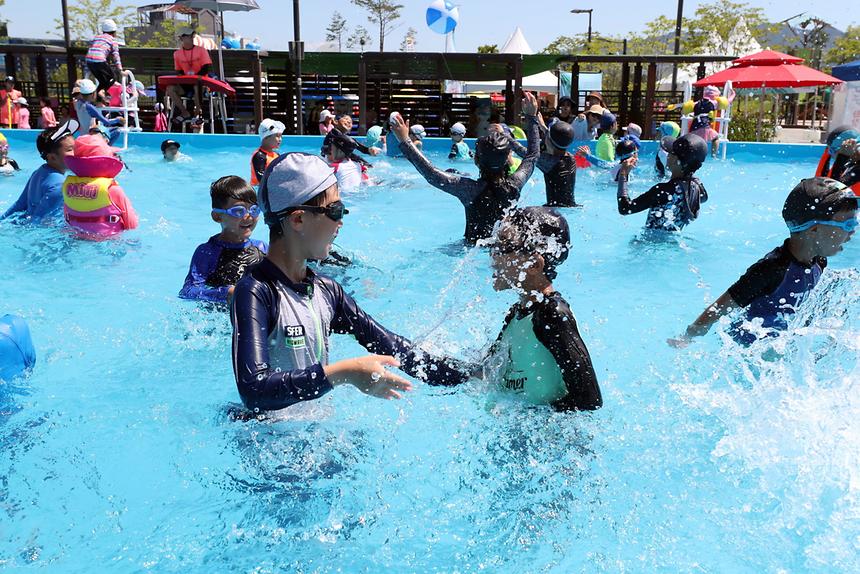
[398,116,540,243]
[230,259,467,412]
[510,137,577,207]
[616,175,708,231]
[434,291,601,411]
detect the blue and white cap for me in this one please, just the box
[260,152,337,226]
[450,122,467,136]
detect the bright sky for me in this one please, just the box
[1,0,856,53]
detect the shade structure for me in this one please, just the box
[832,60,860,82]
[694,50,842,89]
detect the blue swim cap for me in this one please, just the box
[365,125,383,147]
[829,129,860,154]
[599,111,617,130]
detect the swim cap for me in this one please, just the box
[258,118,285,141]
[782,177,859,230]
[828,129,860,154]
[474,131,512,171]
[615,137,638,161]
[319,109,333,122]
[660,135,676,153]
[450,122,467,136]
[599,112,617,130]
[659,121,681,138]
[160,139,180,152]
[78,79,97,95]
[671,133,708,174]
[259,152,337,225]
[410,124,426,140]
[825,125,853,148]
[388,112,402,126]
[496,207,571,281]
[101,19,118,33]
[548,120,574,150]
[365,125,383,146]
[622,123,642,138]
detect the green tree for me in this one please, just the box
[52,0,134,42]
[477,44,498,54]
[347,25,372,52]
[825,25,860,67]
[400,27,417,52]
[325,11,348,52]
[350,0,403,52]
[125,18,184,48]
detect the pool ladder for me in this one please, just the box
[101,70,143,151]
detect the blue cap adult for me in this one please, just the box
[671,133,708,174]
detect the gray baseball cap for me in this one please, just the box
[259,152,338,225]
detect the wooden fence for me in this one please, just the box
[0,44,736,138]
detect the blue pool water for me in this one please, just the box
[1,132,857,573]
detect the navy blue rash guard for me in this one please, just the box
[727,239,826,345]
[179,235,267,303]
[616,175,708,231]
[230,258,468,413]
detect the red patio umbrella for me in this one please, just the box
[693,50,843,139]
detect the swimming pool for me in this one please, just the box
[1,132,857,573]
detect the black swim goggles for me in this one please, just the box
[285,200,349,222]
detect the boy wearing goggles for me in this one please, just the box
[230,152,467,415]
[179,175,267,304]
[671,177,858,347]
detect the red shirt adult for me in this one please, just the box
[173,45,213,76]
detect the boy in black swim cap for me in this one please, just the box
[474,207,601,410]
[161,139,182,162]
[390,92,542,244]
[229,152,468,415]
[671,177,858,347]
[616,133,709,232]
[508,119,580,206]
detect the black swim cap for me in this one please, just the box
[548,120,574,150]
[496,206,571,281]
[615,137,638,160]
[826,125,853,147]
[671,133,708,174]
[475,131,512,171]
[782,177,858,230]
[660,135,676,152]
[161,139,180,152]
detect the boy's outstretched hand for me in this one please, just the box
[326,354,414,400]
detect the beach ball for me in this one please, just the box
[426,0,459,35]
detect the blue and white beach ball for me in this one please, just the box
[426,0,459,35]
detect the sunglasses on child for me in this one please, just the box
[286,200,349,222]
[212,205,262,219]
[788,217,859,233]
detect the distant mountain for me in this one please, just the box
[756,23,843,54]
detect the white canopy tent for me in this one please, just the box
[462,27,558,94]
